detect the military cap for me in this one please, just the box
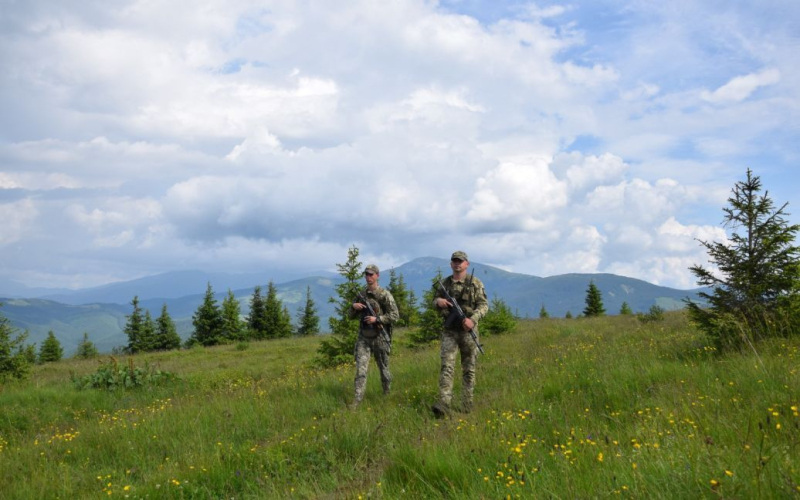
[364,264,380,274]
[451,250,469,261]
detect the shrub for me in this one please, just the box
[637,305,665,323]
[72,357,176,391]
[481,297,517,335]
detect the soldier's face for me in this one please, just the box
[450,258,468,273]
[364,271,378,286]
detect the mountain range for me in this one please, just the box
[0,257,706,354]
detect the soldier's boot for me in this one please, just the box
[431,402,450,419]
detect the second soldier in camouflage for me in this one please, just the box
[348,264,399,407]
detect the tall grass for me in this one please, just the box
[1,311,798,498]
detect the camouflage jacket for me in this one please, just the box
[348,286,399,338]
[434,275,489,327]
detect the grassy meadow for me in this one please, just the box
[1,312,799,499]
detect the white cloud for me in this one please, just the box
[0,199,38,246]
[0,0,797,291]
[701,69,781,104]
[466,156,568,230]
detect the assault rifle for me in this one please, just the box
[436,278,485,355]
[358,291,391,343]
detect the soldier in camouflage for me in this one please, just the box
[348,264,399,407]
[431,251,488,417]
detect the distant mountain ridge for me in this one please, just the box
[0,257,707,354]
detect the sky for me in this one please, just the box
[1,0,798,291]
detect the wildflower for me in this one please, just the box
[597,452,604,462]
[725,470,733,477]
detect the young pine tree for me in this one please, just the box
[539,304,549,319]
[155,304,181,351]
[406,288,420,327]
[619,301,633,315]
[38,330,64,363]
[246,285,267,340]
[124,296,147,354]
[221,290,245,342]
[317,245,363,366]
[263,281,292,338]
[75,332,99,359]
[190,282,224,346]
[583,281,606,317]
[482,297,517,335]
[141,310,157,352]
[686,169,800,349]
[0,306,31,382]
[388,269,418,327]
[407,270,444,347]
[296,286,320,336]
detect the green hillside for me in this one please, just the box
[1,312,797,498]
[0,299,128,354]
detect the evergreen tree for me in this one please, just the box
[190,282,224,346]
[155,304,181,351]
[539,304,549,319]
[296,285,320,336]
[407,288,420,326]
[317,245,363,366]
[388,269,418,327]
[141,310,156,352]
[124,296,147,354]
[0,305,31,382]
[263,281,292,338]
[407,270,444,347]
[38,330,64,363]
[565,311,573,319]
[686,169,800,349]
[246,286,267,340]
[22,343,37,364]
[75,332,99,359]
[221,290,245,341]
[619,301,633,315]
[482,296,517,335]
[583,281,606,317]
[279,305,294,337]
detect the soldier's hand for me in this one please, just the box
[436,298,452,309]
[364,316,377,325]
[353,303,365,311]
[462,317,475,331]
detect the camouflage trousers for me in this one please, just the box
[438,328,478,410]
[354,335,391,404]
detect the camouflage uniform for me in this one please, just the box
[434,274,488,413]
[348,285,399,404]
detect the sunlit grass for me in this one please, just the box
[1,312,798,498]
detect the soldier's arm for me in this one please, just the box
[380,292,400,325]
[470,281,489,324]
[432,278,451,309]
